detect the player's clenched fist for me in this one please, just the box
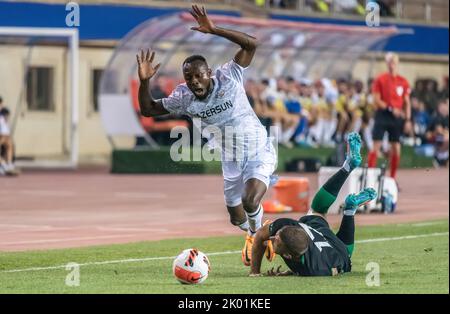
[136,49,161,82]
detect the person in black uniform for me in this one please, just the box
[250,132,377,277]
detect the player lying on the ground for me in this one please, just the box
[250,132,377,276]
[136,5,276,266]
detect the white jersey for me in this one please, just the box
[162,60,268,161]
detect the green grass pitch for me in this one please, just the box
[0,220,448,294]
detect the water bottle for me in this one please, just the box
[383,192,394,214]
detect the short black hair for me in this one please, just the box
[279,226,309,258]
[261,79,270,86]
[286,76,295,83]
[0,107,9,116]
[0,96,3,104]
[183,55,207,66]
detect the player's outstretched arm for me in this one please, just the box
[190,5,258,68]
[136,49,169,117]
[249,224,270,276]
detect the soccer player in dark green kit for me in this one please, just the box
[250,132,377,276]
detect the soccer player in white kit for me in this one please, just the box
[136,5,277,266]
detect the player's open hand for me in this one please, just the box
[190,5,216,34]
[266,266,292,276]
[266,266,283,276]
[136,49,161,82]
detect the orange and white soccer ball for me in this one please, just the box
[172,248,211,284]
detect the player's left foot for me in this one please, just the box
[344,188,377,212]
[241,234,254,266]
[344,132,362,171]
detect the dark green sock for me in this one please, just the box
[311,168,350,214]
[336,215,355,257]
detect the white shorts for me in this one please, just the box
[0,116,10,136]
[222,140,277,207]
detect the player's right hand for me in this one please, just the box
[266,265,282,276]
[136,49,161,82]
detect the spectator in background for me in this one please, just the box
[411,96,430,146]
[411,79,426,103]
[423,79,440,115]
[427,99,449,167]
[347,80,365,133]
[334,0,366,15]
[269,0,292,9]
[368,0,395,17]
[0,103,19,176]
[308,79,335,147]
[286,77,310,145]
[360,78,376,150]
[246,79,273,132]
[334,78,352,142]
[440,76,449,102]
[259,78,300,147]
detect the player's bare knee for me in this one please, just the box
[242,195,259,213]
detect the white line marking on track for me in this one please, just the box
[19,190,76,197]
[1,232,448,274]
[114,192,168,199]
[95,226,170,232]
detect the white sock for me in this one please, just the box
[343,209,356,216]
[246,204,264,236]
[342,158,351,172]
[274,122,282,143]
[238,221,249,232]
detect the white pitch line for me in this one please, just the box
[411,222,445,227]
[356,232,448,243]
[1,232,448,274]
[0,250,241,273]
